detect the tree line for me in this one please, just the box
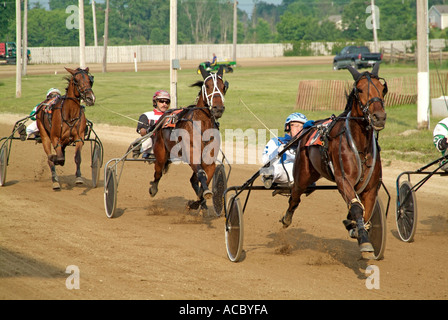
[0,0,447,48]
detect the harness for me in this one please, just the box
[305,73,386,196]
[52,69,93,149]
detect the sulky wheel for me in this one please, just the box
[368,198,387,260]
[91,142,102,188]
[104,167,118,218]
[396,180,417,242]
[212,164,227,216]
[225,195,244,262]
[0,142,8,187]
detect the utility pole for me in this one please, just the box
[16,0,22,98]
[102,0,109,73]
[417,0,430,130]
[371,0,379,52]
[22,0,28,76]
[92,0,98,47]
[79,0,86,69]
[232,0,237,62]
[170,0,178,108]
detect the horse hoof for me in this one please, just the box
[187,200,200,210]
[359,242,374,254]
[203,190,213,200]
[75,177,84,185]
[52,182,61,190]
[280,212,293,228]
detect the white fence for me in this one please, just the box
[28,40,447,64]
[29,43,291,64]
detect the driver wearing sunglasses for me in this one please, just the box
[133,90,171,160]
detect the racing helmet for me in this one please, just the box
[152,90,171,107]
[284,112,308,132]
[46,88,61,98]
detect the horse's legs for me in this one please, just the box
[74,141,83,184]
[40,134,60,190]
[337,180,375,254]
[187,163,216,211]
[149,146,167,197]
[281,148,318,228]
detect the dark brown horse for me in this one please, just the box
[36,67,96,190]
[280,63,387,258]
[149,65,228,212]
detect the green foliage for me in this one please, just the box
[1,0,445,47]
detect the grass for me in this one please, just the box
[0,62,446,164]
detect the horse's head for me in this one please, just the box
[197,65,228,119]
[347,63,387,131]
[65,67,96,106]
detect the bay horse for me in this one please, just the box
[36,67,96,190]
[149,65,228,213]
[280,63,387,258]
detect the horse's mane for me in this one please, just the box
[338,88,356,118]
[190,80,203,88]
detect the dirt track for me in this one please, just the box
[1,112,447,301]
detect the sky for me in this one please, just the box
[28,0,283,16]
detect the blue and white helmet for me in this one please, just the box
[284,112,308,132]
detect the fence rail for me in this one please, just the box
[296,72,448,110]
[28,43,290,64]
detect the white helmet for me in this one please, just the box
[152,90,171,107]
[46,88,61,98]
[284,112,308,132]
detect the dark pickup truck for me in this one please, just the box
[333,46,382,70]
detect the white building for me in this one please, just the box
[429,5,448,30]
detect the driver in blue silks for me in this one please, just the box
[261,112,311,188]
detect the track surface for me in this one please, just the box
[1,113,447,300]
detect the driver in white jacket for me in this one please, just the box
[261,112,308,188]
[433,117,448,171]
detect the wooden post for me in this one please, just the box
[15,0,21,98]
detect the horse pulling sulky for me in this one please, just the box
[103,65,231,219]
[0,67,103,190]
[224,63,390,262]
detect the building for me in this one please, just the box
[429,5,448,30]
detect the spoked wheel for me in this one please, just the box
[104,167,118,218]
[212,164,227,216]
[367,198,387,260]
[91,142,102,188]
[225,195,244,262]
[0,142,8,187]
[396,180,417,242]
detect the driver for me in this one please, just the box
[433,117,448,172]
[261,112,308,188]
[24,88,62,140]
[133,90,171,159]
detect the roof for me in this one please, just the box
[431,5,448,14]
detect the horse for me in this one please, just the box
[35,67,96,190]
[148,65,228,213]
[280,63,387,259]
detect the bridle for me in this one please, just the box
[201,73,227,108]
[352,73,387,127]
[72,69,94,103]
